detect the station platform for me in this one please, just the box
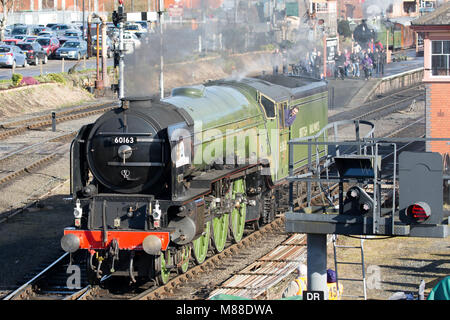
[327,50,424,112]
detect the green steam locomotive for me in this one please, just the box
[61,74,328,284]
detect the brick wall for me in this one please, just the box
[427,82,450,154]
[337,0,364,19]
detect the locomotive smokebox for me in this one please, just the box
[61,233,80,253]
[142,235,162,255]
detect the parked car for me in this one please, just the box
[32,26,47,35]
[58,36,81,46]
[123,32,141,53]
[91,35,113,58]
[13,35,27,41]
[24,36,38,43]
[38,31,56,37]
[11,26,35,36]
[2,38,22,45]
[54,40,87,60]
[64,29,83,39]
[124,23,145,33]
[16,42,48,65]
[51,24,76,37]
[36,37,60,57]
[0,45,28,68]
[135,21,149,32]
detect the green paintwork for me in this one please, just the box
[373,21,403,50]
[212,213,229,253]
[230,178,246,243]
[163,78,328,185]
[178,245,191,273]
[158,252,171,284]
[192,221,210,264]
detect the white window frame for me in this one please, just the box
[431,40,450,77]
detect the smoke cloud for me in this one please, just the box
[123,1,333,98]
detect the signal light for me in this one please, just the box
[407,202,431,223]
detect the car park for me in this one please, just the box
[54,40,87,60]
[0,45,28,68]
[16,42,48,65]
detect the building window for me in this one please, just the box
[311,2,328,13]
[403,1,417,14]
[431,40,450,76]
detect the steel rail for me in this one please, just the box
[3,253,69,300]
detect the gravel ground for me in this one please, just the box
[164,230,291,300]
[327,235,450,300]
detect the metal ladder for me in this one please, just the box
[332,234,367,300]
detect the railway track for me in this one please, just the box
[330,83,425,123]
[0,101,118,191]
[2,252,89,300]
[0,101,118,140]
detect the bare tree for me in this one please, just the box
[0,0,15,41]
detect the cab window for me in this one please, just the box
[260,94,275,119]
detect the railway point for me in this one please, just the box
[0,0,449,306]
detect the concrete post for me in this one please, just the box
[307,233,328,300]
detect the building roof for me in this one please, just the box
[411,2,450,26]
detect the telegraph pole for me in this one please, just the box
[112,0,126,100]
[158,0,164,99]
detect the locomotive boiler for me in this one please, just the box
[61,74,328,284]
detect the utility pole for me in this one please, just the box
[158,0,164,99]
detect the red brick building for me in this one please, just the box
[337,0,364,19]
[411,2,450,155]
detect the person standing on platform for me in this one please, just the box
[310,48,317,76]
[271,48,282,75]
[282,48,288,74]
[334,50,346,80]
[362,53,373,80]
[374,47,381,76]
[314,50,322,79]
[379,48,386,77]
[350,47,360,78]
[343,48,351,77]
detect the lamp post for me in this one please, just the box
[82,0,85,39]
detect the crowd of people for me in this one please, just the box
[273,40,387,81]
[332,42,387,81]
